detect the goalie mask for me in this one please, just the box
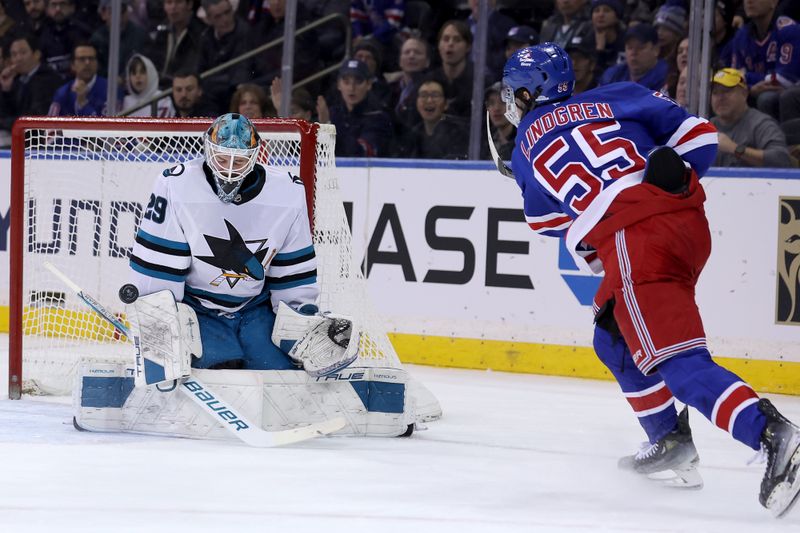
[501,43,575,126]
[204,113,261,203]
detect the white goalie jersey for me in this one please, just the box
[129,158,319,313]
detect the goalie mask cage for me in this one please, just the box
[8,117,399,399]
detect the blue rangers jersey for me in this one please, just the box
[510,82,717,273]
[724,15,796,86]
[130,159,318,313]
[777,22,800,86]
[350,0,404,45]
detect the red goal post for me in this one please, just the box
[7,117,396,400]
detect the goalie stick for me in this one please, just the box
[486,110,515,179]
[42,261,346,447]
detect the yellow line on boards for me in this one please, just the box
[389,333,800,396]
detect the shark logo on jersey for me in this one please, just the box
[196,219,276,288]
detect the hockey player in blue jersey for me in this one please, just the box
[498,43,800,517]
[128,113,357,377]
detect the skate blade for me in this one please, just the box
[646,466,704,490]
[768,446,800,518]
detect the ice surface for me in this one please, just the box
[1,336,799,532]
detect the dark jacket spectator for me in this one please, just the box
[503,25,538,62]
[566,37,599,94]
[38,0,92,79]
[467,0,516,81]
[429,20,488,118]
[319,59,391,157]
[586,0,624,75]
[599,24,668,91]
[540,0,592,50]
[147,0,205,87]
[480,82,514,161]
[197,0,256,114]
[48,43,122,115]
[0,0,16,48]
[249,0,320,90]
[0,34,61,129]
[387,35,430,133]
[16,0,46,39]
[393,78,468,159]
[90,0,150,77]
[170,70,215,117]
[353,39,391,108]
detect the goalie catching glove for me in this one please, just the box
[271,301,360,377]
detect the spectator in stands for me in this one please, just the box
[710,68,793,168]
[350,0,403,49]
[481,81,514,161]
[122,53,174,116]
[91,0,150,78]
[0,33,61,132]
[467,0,515,80]
[269,77,315,119]
[723,0,796,119]
[317,58,391,157]
[653,4,686,60]
[430,19,482,118]
[249,0,320,93]
[586,0,624,76]
[0,0,17,49]
[37,0,91,79]
[354,39,390,105]
[170,70,214,117]
[539,0,592,50]
[18,0,46,39]
[197,0,256,115]
[676,37,688,73]
[147,0,205,87]
[566,36,598,94]
[393,77,468,159]
[712,0,735,68]
[599,24,668,91]
[675,66,688,108]
[775,22,800,124]
[230,82,275,118]
[48,43,120,115]
[504,25,538,61]
[387,34,430,132]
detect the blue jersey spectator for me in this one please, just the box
[350,0,403,46]
[599,24,668,91]
[48,43,122,116]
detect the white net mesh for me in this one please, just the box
[14,119,403,396]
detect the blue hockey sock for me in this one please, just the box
[594,325,677,443]
[657,348,767,450]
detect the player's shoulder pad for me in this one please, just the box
[162,163,186,178]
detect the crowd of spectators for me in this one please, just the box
[0,0,798,168]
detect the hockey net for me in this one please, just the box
[8,117,424,404]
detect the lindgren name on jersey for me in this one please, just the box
[520,102,615,159]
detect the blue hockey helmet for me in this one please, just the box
[501,43,575,126]
[204,113,261,203]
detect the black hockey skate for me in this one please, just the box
[618,406,703,489]
[757,399,800,518]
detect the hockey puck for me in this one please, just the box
[118,284,139,304]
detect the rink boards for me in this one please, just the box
[1,156,799,393]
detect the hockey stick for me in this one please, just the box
[42,261,346,447]
[486,110,515,180]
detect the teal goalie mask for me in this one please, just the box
[204,113,261,203]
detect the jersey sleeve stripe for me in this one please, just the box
[673,133,719,156]
[666,117,716,148]
[526,214,573,232]
[266,269,317,285]
[271,250,316,267]
[269,275,318,291]
[135,232,192,257]
[274,245,315,261]
[136,229,190,252]
[130,258,188,282]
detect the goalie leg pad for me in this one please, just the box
[126,290,200,386]
[271,301,360,377]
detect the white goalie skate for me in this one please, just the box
[618,406,704,489]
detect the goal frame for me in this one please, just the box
[8,116,322,399]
